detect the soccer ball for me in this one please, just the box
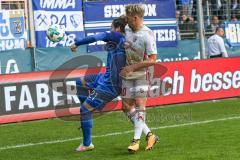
[46,25,65,42]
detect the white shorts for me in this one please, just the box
[121,79,150,98]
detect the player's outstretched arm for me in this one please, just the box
[70,32,109,52]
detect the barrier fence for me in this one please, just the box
[0,57,240,124]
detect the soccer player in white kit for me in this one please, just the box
[120,4,159,152]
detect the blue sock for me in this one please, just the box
[80,105,93,146]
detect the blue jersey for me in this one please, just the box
[75,32,126,97]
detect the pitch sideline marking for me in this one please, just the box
[0,115,240,151]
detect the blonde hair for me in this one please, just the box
[125,4,145,18]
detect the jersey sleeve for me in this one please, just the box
[75,32,109,46]
[145,30,157,55]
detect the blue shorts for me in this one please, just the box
[76,74,119,111]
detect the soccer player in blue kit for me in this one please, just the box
[70,17,127,152]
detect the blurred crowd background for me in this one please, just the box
[176,0,240,39]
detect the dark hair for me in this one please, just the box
[215,27,223,33]
[112,16,127,33]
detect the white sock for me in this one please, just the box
[142,122,151,136]
[133,110,145,140]
[125,108,142,140]
[126,108,151,139]
[139,110,151,136]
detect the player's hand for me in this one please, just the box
[124,42,132,49]
[70,44,78,52]
[120,66,134,77]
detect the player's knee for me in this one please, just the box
[80,105,92,121]
[122,101,134,112]
[122,106,129,113]
[80,104,90,113]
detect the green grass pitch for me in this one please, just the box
[0,99,240,160]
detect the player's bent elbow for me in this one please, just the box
[149,59,157,66]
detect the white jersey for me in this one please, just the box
[124,25,157,79]
[207,34,228,58]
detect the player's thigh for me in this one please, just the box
[134,79,149,97]
[76,87,91,103]
[83,89,116,111]
[76,74,102,89]
[122,79,149,99]
[135,97,147,110]
[84,74,102,88]
[121,79,135,99]
[121,79,134,111]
